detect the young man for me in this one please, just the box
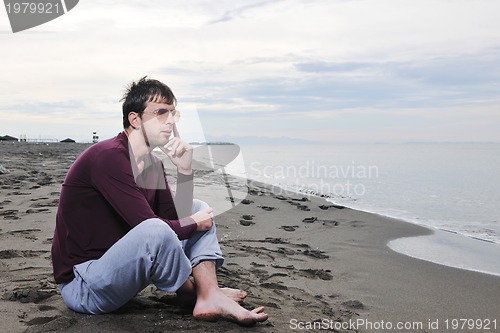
[51,77,268,325]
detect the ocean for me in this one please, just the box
[235,143,500,276]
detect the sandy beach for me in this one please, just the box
[1,142,499,333]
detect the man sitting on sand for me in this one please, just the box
[51,77,268,325]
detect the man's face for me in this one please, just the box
[141,100,176,148]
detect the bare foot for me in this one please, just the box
[177,281,247,302]
[221,287,247,302]
[193,287,268,326]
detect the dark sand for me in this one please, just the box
[1,142,499,332]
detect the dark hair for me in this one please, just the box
[121,76,177,128]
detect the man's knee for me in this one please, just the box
[191,199,215,235]
[192,199,209,213]
[139,218,180,247]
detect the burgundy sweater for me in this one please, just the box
[51,132,196,284]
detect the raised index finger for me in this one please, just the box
[173,123,180,139]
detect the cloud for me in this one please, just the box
[295,61,373,73]
[207,0,285,24]
[1,0,500,142]
[395,53,500,87]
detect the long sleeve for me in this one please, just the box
[173,172,194,218]
[52,132,197,284]
[91,148,196,239]
[155,169,196,239]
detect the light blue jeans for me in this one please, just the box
[59,199,223,314]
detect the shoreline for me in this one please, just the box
[239,142,500,246]
[231,180,500,331]
[1,142,499,332]
[244,175,500,279]
[388,229,500,278]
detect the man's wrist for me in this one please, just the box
[177,167,193,175]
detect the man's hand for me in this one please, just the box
[162,137,193,175]
[191,207,214,231]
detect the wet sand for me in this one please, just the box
[1,142,499,332]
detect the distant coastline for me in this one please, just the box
[189,142,236,145]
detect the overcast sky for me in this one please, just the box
[1,0,500,143]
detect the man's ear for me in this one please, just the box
[128,112,141,129]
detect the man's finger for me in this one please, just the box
[173,123,180,138]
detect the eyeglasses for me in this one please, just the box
[143,108,180,123]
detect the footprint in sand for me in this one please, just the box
[350,220,366,228]
[260,237,288,244]
[260,282,288,290]
[42,237,53,245]
[302,249,329,259]
[302,217,339,226]
[302,217,317,223]
[25,316,60,326]
[26,208,50,214]
[298,268,333,281]
[248,189,266,196]
[9,191,31,196]
[296,204,310,211]
[250,262,266,267]
[0,250,22,259]
[321,220,339,226]
[239,220,255,226]
[342,300,365,309]
[286,201,310,211]
[30,199,59,208]
[6,287,56,303]
[281,225,299,232]
[0,249,46,259]
[258,205,276,211]
[318,204,345,210]
[0,209,19,220]
[38,304,57,311]
[239,214,255,226]
[6,229,41,240]
[37,176,54,186]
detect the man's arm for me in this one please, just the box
[160,131,195,220]
[91,149,197,239]
[172,171,194,218]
